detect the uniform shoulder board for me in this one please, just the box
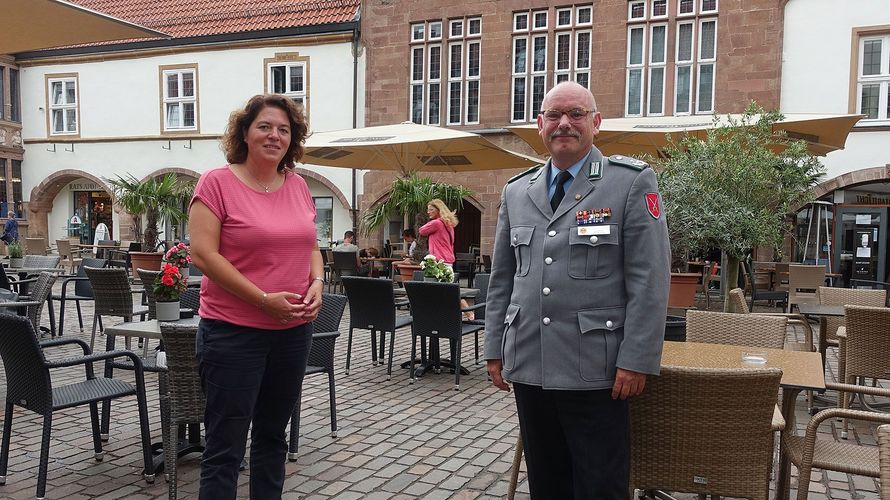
[608,154,648,171]
[507,165,542,184]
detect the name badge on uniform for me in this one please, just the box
[578,225,610,236]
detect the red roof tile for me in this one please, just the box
[70,0,360,40]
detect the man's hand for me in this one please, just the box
[611,368,646,400]
[487,359,511,392]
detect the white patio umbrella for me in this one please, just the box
[303,122,541,176]
[1,0,167,54]
[507,113,863,158]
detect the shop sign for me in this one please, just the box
[68,181,101,191]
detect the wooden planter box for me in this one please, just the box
[668,272,700,309]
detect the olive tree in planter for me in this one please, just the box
[360,174,474,262]
[657,103,824,311]
[107,173,194,272]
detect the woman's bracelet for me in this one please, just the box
[258,292,268,310]
[311,277,325,285]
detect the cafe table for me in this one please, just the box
[103,317,201,474]
[661,341,825,500]
[393,286,478,299]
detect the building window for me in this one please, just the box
[512,4,594,122]
[314,196,333,245]
[629,1,646,20]
[857,34,890,122]
[160,65,198,132]
[8,68,20,123]
[47,75,79,135]
[265,52,310,116]
[0,159,23,218]
[409,17,481,126]
[626,4,717,116]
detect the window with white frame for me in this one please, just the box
[409,16,481,126]
[512,4,594,122]
[161,66,197,131]
[857,34,890,123]
[625,3,717,116]
[48,76,78,135]
[269,62,306,106]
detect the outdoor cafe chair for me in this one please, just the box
[786,264,826,313]
[403,281,484,390]
[330,251,359,293]
[181,287,200,314]
[83,266,148,352]
[726,287,815,351]
[56,238,84,273]
[0,313,155,499]
[743,260,788,311]
[779,382,890,500]
[52,257,106,337]
[878,424,890,498]
[818,286,886,373]
[341,276,411,380]
[835,305,890,437]
[629,365,782,500]
[158,321,206,500]
[288,293,347,460]
[15,271,57,338]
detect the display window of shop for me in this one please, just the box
[72,190,113,244]
[313,196,333,245]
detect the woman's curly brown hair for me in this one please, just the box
[221,94,309,172]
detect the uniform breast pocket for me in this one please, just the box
[568,224,619,279]
[510,226,535,277]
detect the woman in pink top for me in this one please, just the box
[418,198,457,266]
[189,95,324,500]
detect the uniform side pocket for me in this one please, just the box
[502,303,521,371]
[577,306,625,382]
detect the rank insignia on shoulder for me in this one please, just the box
[609,154,648,171]
[507,165,542,184]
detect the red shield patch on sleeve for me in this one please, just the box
[645,193,661,219]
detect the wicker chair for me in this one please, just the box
[180,287,200,314]
[0,313,154,499]
[726,287,815,351]
[341,276,412,379]
[83,266,148,351]
[629,365,782,500]
[403,281,484,390]
[17,271,58,337]
[136,268,162,320]
[818,286,886,382]
[158,321,206,500]
[56,238,84,273]
[878,424,890,499]
[22,254,60,269]
[786,264,825,313]
[288,293,347,460]
[686,309,786,349]
[835,305,890,437]
[53,257,106,337]
[330,251,359,293]
[742,260,788,310]
[780,382,890,500]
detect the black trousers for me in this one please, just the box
[196,319,312,500]
[514,382,630,500]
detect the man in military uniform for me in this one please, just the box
[485,81,670,498]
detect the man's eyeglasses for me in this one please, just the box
[540,108,595,122]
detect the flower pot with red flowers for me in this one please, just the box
[154,262,188,321]
[163,242,192,279]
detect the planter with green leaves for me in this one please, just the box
[107,173,194,253]
[7,242,23,268]
[360,174,473,262]
[657,103,823,311]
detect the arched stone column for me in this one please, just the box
[27,169,111,239]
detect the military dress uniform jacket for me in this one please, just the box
[483,147,670,390]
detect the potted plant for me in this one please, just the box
[107,173,194,274]
[153,262,187,321]
[7,241,23,268]
[657,102,823,311]
[420,254,455,283]
[361,174,473,263]
[163,242,192,279]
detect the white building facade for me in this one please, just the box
[13,3,363,249]
[783,0,890,284]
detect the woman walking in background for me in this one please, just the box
[189,94,324,500]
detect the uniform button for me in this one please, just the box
[574,194,581,200]
[606,320,614,328]
[543,317,551,325]
[513,234,518,242]
[548,230,557,237]
[589,235,598,243]
[544,257,553,265]
[542,287,551,295]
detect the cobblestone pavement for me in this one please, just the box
[0,285,884,499]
